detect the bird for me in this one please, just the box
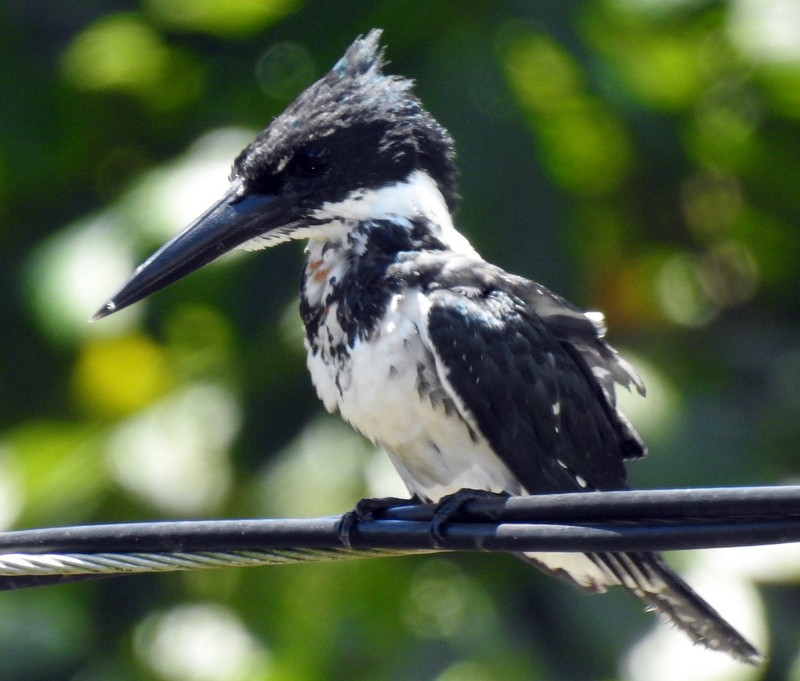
[94,29,761,663]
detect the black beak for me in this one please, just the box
[93,183,284,320]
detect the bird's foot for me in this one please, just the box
[430,489,510,547]
[338,495,421,549]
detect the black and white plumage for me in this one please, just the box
[95,30,761,663]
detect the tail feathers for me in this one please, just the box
[589,552,763,665]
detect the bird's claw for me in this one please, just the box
[338,490,508,549]
[337,496,419,549]
[430,489,509,548]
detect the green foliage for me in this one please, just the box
[2,1,800,679]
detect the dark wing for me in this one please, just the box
[424,261,645,494]
[420,260,764,663]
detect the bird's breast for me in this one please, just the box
[303,287,522,501]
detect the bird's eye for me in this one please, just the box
[294,144,331,176]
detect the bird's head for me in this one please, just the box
[94,29,457,320]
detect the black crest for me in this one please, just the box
[331,29,389,78]
[232,30,459,211]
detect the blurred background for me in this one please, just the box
[2,0,800,679]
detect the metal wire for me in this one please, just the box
[2,485,799,591]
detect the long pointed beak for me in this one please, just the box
[93,184,282,320]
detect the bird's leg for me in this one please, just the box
[338,495,422,549]
[430,488,510,547]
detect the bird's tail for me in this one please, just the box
[518,549,761,663]
[589,551,762,664]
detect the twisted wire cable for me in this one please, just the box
[2,486,799,591]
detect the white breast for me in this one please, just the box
[305,288,523,501]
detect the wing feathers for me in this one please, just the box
[426,284,633,493]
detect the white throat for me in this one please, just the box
[308,169,478,257]
[300,169,481,320]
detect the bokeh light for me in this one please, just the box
[144,0,300,37]
[61,13,202,109]
[134,603,271,681]
[106,383,239,514]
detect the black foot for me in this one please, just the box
[430,489,510,547]
[338,495,421,549]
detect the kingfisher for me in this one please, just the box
[95,30,760,663]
